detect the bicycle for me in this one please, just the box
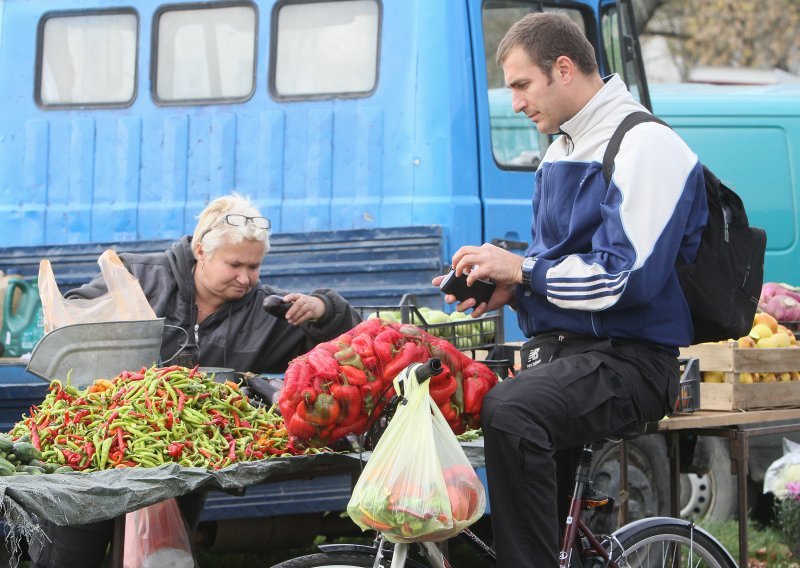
[272,358,738,568]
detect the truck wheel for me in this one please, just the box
[585,434,670,534]
[682,436,754,522]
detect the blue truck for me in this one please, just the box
[1,0,800,556]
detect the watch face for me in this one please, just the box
[523,257,535,270]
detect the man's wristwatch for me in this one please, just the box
[521,256,535,288]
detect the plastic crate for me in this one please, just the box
[355,294,503,352]
[674,357,700,414]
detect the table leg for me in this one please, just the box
[667,432,680,517]
[731,431,749,568]
[110,514,125,568]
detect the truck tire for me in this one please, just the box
[682,436,754,522]
[585,434,670,534]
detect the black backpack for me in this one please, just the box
[602,111,767,344]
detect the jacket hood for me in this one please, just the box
[167,236,198,300]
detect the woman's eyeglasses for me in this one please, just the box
[200,214,271,241]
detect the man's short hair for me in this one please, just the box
[496,12,598,77]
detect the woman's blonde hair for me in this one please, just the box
[192,193,271,259]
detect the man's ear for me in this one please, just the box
[553,55,576,83]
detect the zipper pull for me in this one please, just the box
[194,324,200,347]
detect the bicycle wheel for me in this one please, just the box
[610,518,736,568]
[270,549,432,568]
[270,551,378,567]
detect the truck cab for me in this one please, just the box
[3,0,785,554]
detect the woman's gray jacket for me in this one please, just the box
[66,236,361,373]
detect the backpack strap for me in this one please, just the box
[602,111,670,184]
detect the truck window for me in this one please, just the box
[36,10,138,107]
[153,3,257,104]
[270,0,379,100]
[481,2,591,170]
[600,1,651,110]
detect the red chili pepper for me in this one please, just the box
[116,428,126,452]
[188,365,199,378]
[72,409,90,424]
[84,441,96,460]
[176,389,187,412]
[167,442,184,459]
[30,423,41,450]
[157,365,181,378]
[227,436,237,461]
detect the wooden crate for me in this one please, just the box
[699,382,800,411]
[679,343,800,411]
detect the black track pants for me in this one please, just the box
[481,334,679,567]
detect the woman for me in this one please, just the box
[28,193,361,568]
[69,193,360,372]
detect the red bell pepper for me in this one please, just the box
[297,393,341,426]
[330,383,362,424]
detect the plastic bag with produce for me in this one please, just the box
[123,498,194,568]
[346,362,486,543]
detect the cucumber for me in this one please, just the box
[52,466,74,474]
[41,462,62,474]
[0,436,13,453]
[11,441,41,464]
[0,456,16,472]
[0,463,14,476]
[15,464,44,475]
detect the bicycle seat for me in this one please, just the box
[592,422,648,449]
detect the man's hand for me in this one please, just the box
[452,243,525,285]
[283,293,326,325]
[432,243,524,317]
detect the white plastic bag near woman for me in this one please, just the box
[38,249,155,332]
[123,499,195,568]
[347,362,486,543]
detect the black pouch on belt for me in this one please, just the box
[519,332,567,371]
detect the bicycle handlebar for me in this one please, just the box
[413,358,442,382]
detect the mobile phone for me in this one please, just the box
[439,269,496,304]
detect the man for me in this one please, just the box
[433,12,708,566]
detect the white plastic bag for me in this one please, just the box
[347,363,486,543]
[38,249,156,332]
[763,438,800,499]
[123,499,195,568]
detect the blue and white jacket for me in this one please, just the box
[516,75,708,349]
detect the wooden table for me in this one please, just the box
[649,408,800,567]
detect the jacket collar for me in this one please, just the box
[559,74,634,144]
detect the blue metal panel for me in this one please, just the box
[201,474,354,521]
[651,83,800,285]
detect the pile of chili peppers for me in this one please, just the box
[9,365,316,472]
[279,319,499,447]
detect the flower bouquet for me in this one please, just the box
[764,439,800,558]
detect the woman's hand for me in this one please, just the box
[282,293,326,325]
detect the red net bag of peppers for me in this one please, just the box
[279,318,499,448]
